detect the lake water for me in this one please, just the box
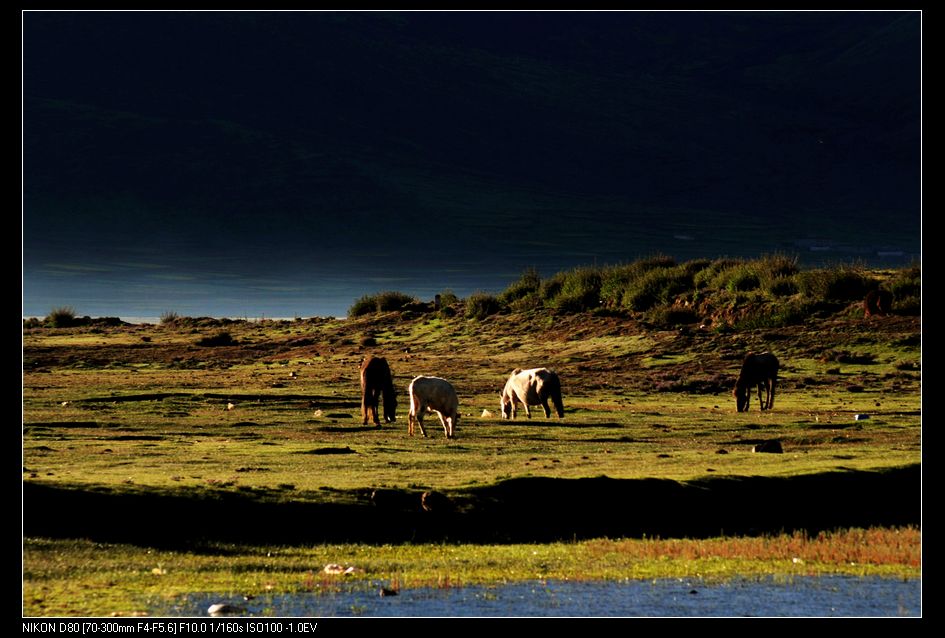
[154,576,920,618]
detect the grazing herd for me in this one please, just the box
[357,349,781,438]
[349,289,901,437]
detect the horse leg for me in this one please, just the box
[757,383,765,411]
[373,389,382,425]
[361,391,370,425]
[436,411,451,438]
[541,398,552,418]
[415,405,427,437]
[767,378,776,410]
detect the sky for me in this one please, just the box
[22,10,921,319]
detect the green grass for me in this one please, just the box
[22,288,921,617]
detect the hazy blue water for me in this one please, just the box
[154,576,920,618]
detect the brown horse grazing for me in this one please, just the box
[501,368,565,419]
[360,355,396,426]
[864,289,894,318]
[733,352,779,412]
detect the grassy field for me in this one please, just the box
[22,280,921,616]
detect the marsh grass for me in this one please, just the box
[23,527,919,616]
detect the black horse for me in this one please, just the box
[733,352,779,412]
[360,355,396,426]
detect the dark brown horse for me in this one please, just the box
[733,352,779,412]
[360,355,396,426]
[864,289,893,318]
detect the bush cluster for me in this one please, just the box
[338,257,919,325]
[348,291,417,317]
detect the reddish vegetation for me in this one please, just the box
[588,527,920,567]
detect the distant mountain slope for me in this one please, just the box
[24,11,920,293]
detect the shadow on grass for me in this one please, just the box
[24,464,920,547]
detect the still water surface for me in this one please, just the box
[156,576,920,618]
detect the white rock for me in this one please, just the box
[323,563,346,574]
[481,409,493,418]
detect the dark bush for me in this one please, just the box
[797,267,875,302]
[500,268,541,304]
[646,304,700,328]
[348,295,377,317]
[376,291,416,312]
[160,311,180,325]
[892,296,920,316]
[622,266,693,312]
[710,263,762,292]
[196,332,237,347]
[548,267,602,313]
[46,306,77,328]
[599,257,677,307]
[538,272,567,304]
[465,292,502,320]
[889,265,920,315]
[693,258,744,289]
[765,277,799,297]
[348,291,416,317]
[437,290,460,307]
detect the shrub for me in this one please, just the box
[500,268,541,304]
[550,267,603,313]
[465,292,502,320]
[538,272,567,304]
[599,257,677,307]
[196,332,237,347]
[693,258,744,289]
[797,266,875,302]
[622,266,694,312]
[892,295,920,316]
[348,291,416,317]
[765,277,799,297]
[732,299,816,330]
[46,306,77,328]
[709,262,771,293]
[348,295,378,318]
[160,310,180,325]
[889,264,920,301]
[646,304,700,328]
[437,290,460,307]
[375,291,416,312]
[757,253,800,279]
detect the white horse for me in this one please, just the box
[500,368,564,419]
[407,376,460,438]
